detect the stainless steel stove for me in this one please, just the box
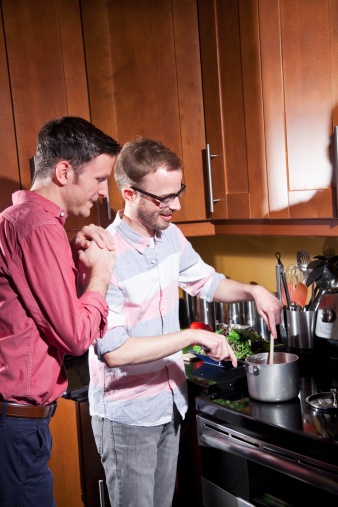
[195,353,338,507]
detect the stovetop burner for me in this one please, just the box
[195,354,338,446]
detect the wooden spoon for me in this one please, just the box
[269,333,274,365]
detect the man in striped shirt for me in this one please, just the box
[87,138,283,507]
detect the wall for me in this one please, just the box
[189,235,338,294]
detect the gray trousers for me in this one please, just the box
[91,406,181,507]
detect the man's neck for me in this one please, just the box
[121,210,155,238]
[30,183,66,216]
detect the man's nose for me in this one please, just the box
[169,196,181,211]
[98,180,109,198]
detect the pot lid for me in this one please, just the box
[306,389,338,412]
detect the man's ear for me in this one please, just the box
[123,187,137,202]
[55,161,72,186]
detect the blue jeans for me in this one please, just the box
[0,403,56,507]
[92,405,181,507]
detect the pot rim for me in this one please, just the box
[245,351,299,365]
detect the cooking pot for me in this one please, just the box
[244,352,299,402]
[226,300,270,340]
[182,293,224,330]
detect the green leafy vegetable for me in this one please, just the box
[192,326,280,360]
[219,327,271,359]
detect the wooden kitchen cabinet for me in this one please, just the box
[80,0,208,225]
[198,0,338,221]
[0,0,100,233]
[0,6,21,213]
[49,396,110,507]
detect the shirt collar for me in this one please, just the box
[114,210,162,254]
[12,190,67,225]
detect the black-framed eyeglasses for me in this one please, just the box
[130,183,186,209]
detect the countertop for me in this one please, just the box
[62,350,242,400]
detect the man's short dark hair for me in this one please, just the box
[33,116,121,182]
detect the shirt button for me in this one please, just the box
[60,212,65,217]
[151,259,156,264]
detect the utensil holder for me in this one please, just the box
[285,310,317,349]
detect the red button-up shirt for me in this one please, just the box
[0,191,108,405]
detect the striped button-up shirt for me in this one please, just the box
[88,211,224,426]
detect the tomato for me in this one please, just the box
[189,321,213,332]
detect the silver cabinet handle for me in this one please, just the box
[99,479,106,507]
[29,156,36,181]
[199,430,338,496]
[334,126,338,218]
[206,144,219,214]
[106,180,112,221]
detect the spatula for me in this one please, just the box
[293,281,308,308]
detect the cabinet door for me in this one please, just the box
[1,0,95,232]
[81,0,207,224]
[198,0,338,220]
[49,398,83,506]
[260,0,338,219]
[0,6,20,213]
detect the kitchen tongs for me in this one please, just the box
[275,252,291,309]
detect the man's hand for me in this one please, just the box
[77,241,116,298]
[214,279,283,339]
[72,224,115,251]
[251,286,283,338]
[191,329,237,367]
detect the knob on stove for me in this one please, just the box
[321,307,336,323]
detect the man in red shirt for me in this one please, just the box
[0,116,121,506]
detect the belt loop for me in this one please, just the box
[50,401,58,418]
[0,402,8,426]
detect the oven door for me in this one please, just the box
[197,413,338,507]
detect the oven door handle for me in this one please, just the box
[200,430,338,496]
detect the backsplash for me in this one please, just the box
[189,235,338,294]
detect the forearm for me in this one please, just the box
[103,326,238,367]
[213,278,256,303]
[85,269,110,298]
[213,279,283,338]
[103,330,194,367]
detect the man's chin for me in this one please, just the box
[155,220,170,231]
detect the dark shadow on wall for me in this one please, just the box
[0,178,25,213]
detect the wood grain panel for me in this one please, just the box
[259,0,289,218]
[329,0,338,217]
[227,193,251,219]
[172,0,207,221]
[49,398,83,506]
[289,189,335,219]
[214,218,338,237]
[57,0,90,119]
[83,0,204,222]
[106,0,188,220]
[217,0,248,198]
[239,0,269,218]
[0,7,20,211]
[80,0,124,219]
[105,0,181,148]
[176,221,215,237]
[197,0,228,218]
[281,0,333,192]
[2,0,68,190]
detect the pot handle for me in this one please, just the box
[244,364,260,376]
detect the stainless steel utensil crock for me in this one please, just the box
[244,352,299,402]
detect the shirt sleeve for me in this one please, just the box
[12,222,109,355]
[92,276,129,360]
[177,228,225,301]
